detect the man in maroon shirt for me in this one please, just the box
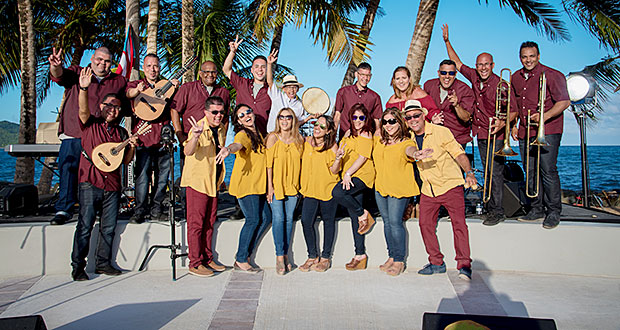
[48,46,127,226]
[423,59,475,149]
[511,41,570,229]
[71,67,136,281]
[126,54,177,223]
[223,36,271,135]
[334,62,382,138]
[442,24,517,226]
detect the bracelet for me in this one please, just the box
[79,86,88,91]
[344,172,351,177]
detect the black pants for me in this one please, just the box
[478,138,506,215]
[300,197,338,259]
[332,178,367,255]
[519,134,562,216]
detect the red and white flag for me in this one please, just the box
[115,25,135,79]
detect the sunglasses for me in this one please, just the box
[237,108,253,118]
[405,113,424,121]
[439,71,457,76]
[278,115,293,120]
[381,118,398,126]
[314,121,327,129]
[352,115,366,121]
[208,110,225,116]
[102,103,121,110]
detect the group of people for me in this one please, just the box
[48,23,569,282]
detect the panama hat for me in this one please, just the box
[403,99,428,116]
[282,75,304,88]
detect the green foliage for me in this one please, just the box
[0,121,19,147]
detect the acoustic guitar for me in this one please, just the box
[133,56,198,121]
[91,123,152,172]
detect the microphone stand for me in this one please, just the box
[139,124,187,280]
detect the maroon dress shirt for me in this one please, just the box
[335,85,382,136]
[511,63,569,139]
[171,81,230,134]
[51,65,127,139]
[79,117,128,191]
[127,78,172,147]
[229,71,271,134]
[460,64,517,140]
[423,78,475,144]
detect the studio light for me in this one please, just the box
[566,72,596,104]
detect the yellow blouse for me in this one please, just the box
[339,135,375,188]
[228,131,266,198]
[266,137,303,200]
[372,136,420,198]
[180,118,226,197]
[300,141,340,201]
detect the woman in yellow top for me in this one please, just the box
[216,104,270,273]
[332,104,375,271]
[373,108,432,276]
[298,115,341,272]
[266,107,305,275]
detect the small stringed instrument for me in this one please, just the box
[91,123,152,172]
[133,56,198,121]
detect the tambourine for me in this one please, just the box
[302,87,330,115]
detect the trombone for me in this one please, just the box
[525,71,549,198]
[482,68,517,203]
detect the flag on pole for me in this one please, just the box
[115,25,135,79]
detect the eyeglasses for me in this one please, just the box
[314,121,327,129]
[404,113,424,121]
[476,63,492,68]
[352,115,366,121]
[278,115,293,120]
[439,71,457,76]
[201,70,217,75]
[237,108,253,118]
[381,118,398,126]
[208,110,225,116]
[102,103,121,110]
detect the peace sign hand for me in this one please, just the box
[188,116,204,139]
[335,143,346,160]
[267,49,278,64]
[48,47,63,67]
[229,35,243,53]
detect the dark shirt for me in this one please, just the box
[210,126,223,183]
[51,65,127,139]
[229,71,271,134]
[335,85,382,136]
[79,117,128,191]
[460,64,517,140]
[127,78,171,147]
[424,78,475,144]
[171,80,230,134]
[415,133,425,150]
[511,63,569,139]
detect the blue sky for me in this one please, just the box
[1,0,617,145]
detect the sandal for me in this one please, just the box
[345,255,367,271]
[386,262,405,276]
[358,210,375,235]
[298,258,318,272]
[276,257,286,275]
[379,258,394,272]
[311,258,331,272]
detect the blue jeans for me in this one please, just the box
[56,138,81,215]
[301,197,338,259]
[134,146,171,216]
[236,194,272,262]
[519,134,562,216]
[270,195,299,256]
[71,182,120,270]
[374,191,409,262]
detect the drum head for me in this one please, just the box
[302,87,330,115]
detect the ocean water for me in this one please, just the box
[1,145,618,192]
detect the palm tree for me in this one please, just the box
[405,0,570,85]
[126,0,141,81]
[147,0,159,54]
[181,0,195,82]
[15,0,36,184]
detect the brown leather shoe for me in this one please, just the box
[311,258,331,272]
[189,265,214,277]
[345,256,367,271]
[298,258,317,272]
[208,260,226,272]
[357,210,375,235]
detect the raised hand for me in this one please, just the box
[267,49,278,64]
[442,24,449,42]
[447,91,459,108]
[229,35,243,53]
[188,116,204,139]
[215,146,230,164]
[431,112,444,125]
[48,47,63,67]
[79,67,93,89]
[335,143,346,160]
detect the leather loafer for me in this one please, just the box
[207,260,226,272]
[95,264,122,276]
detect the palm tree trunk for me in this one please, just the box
[182,0,195,82]
[269,22,284,65]
[405,0,439,85]
[15,0,36,184]
[341,0,380,87]
[126,0,141,81]
[147,0,159,54]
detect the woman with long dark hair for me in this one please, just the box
[332,103,376,270]
[217,104,271,272]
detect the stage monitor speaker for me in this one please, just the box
[422,312,557,330]
[0,315,47,330]
[502,181,529,217]
[0,183,39,217]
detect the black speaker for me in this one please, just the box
[422,312,556,330]
[0,183,39,217]
[503,181,529,217]
[0,315,47,330]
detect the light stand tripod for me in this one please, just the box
[139,124,187,280]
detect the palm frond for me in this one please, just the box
[563,0,620,52]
